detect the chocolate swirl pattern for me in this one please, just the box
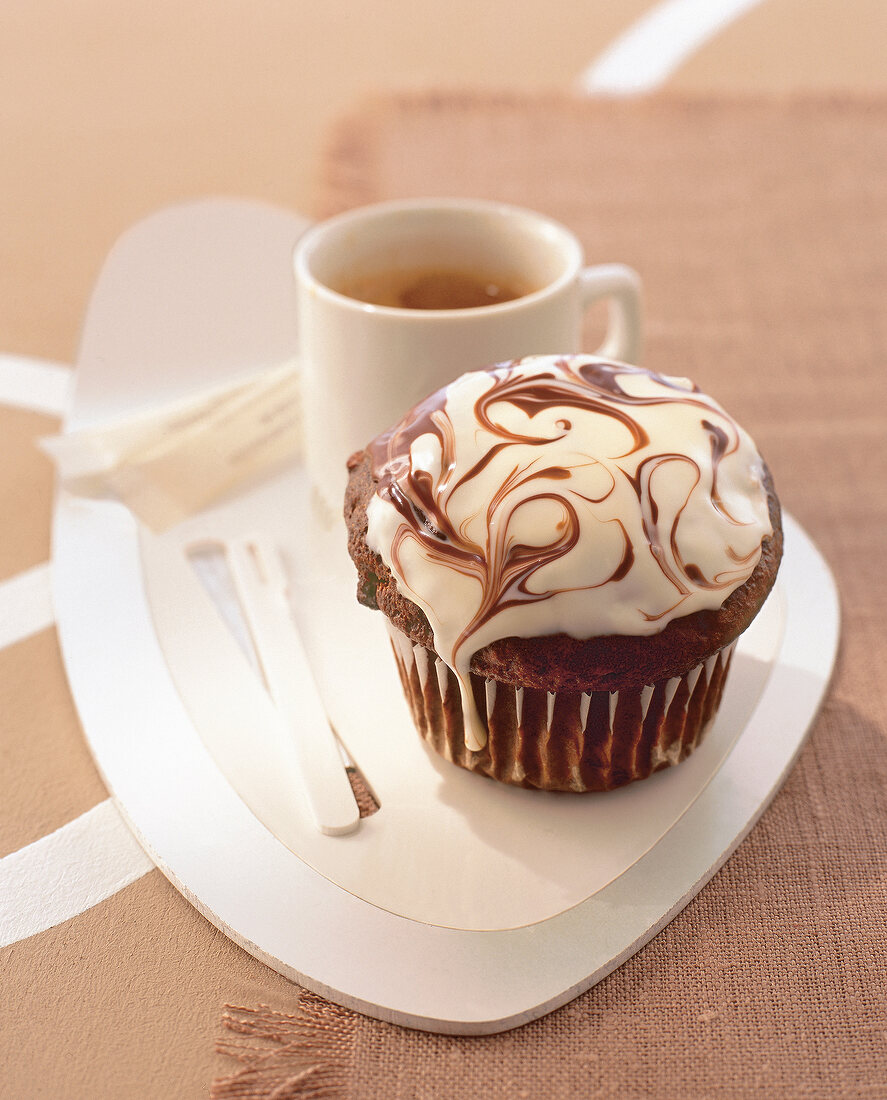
[366,355,772,750]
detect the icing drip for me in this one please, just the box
[366,355,772,750]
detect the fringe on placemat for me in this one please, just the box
[211,992,354,1099]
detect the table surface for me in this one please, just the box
[2,0,887,368]
[2,5,887,1098]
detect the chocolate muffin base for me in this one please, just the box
[387,624,737,792]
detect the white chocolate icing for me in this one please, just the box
[365,355,772,749]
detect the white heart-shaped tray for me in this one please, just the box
[50,199,840,1033]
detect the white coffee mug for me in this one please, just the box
[294,198,642,511]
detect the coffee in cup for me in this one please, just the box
[334,266,534,310]
[293,198,642,512]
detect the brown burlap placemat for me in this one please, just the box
[213,94,887,1097]
[2,94,885,1099]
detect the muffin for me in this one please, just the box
[345,355,782,792]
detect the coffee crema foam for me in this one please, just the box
[365,355,773,750]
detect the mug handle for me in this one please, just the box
[579,263,643,364]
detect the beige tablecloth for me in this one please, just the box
[2,94,886,1098]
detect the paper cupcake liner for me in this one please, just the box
[386,623,737,792]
